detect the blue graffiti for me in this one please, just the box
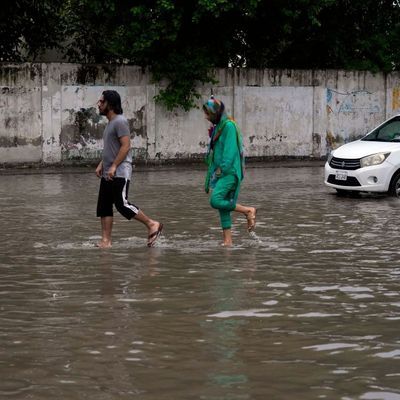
[326,88,333,103]
[326,88,380,114]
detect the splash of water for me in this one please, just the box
[248,230,263,243]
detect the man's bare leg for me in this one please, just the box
[98,216,113,248]
[234,204,257,231]
[134,210,162,244]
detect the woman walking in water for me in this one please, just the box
[203,96,256,246]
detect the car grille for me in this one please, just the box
[329,157,361,170]
[327,175,361,186]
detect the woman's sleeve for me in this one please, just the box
[220,122,238,174]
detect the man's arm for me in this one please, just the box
[96,160,103,178]
[106,135,131,180]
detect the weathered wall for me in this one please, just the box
[1,63,399,165]
[0,64,43,163]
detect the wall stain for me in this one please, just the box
[76,66,99,85]
[4,117,18,129]
[198,140,207,148]
[265,132,288,142]
[131,147,148,160]
[173,152,204,160]
[75,65,117,85]
[326,130,342,151]
[0,136,41,148]
[393,87,400,110]
[60,107,105,149]
[312,133,322,156]
[62,148,103,161]
[127,106,147,138]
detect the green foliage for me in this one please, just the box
[240,0,400,72]
[2,0,400,109]
[0,0,64,61]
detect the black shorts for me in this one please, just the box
[96,177,139,219]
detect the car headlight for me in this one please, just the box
[360,152,390,168]
[327,152,333,163]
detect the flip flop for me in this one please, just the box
[147,223,163,247]
[247,208,257,232]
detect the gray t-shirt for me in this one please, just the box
[102,114,132,179]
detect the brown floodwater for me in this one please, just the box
[1,164,400,400]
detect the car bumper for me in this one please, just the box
[324,162,394,192]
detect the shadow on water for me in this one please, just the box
[1,165,400,399]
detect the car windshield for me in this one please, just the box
[362,117,400,142]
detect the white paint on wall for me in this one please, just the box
[241,86,314,157]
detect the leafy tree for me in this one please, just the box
[2,0,400,109]
[237,0,400,71]
[57,0,262,110]
[58,0,400,109]
[0,0,64,61]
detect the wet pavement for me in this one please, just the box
[1,164,400,400]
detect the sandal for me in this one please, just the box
[147,223,163,247]
[246,208,257,232]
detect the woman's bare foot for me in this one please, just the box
[222,228,233,247]
[246,207,257,232]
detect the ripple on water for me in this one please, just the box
[374,350,400,359]
[309,249,355,254]
[39,231,293,253]
[295,312,342,318]
[208,309,283,318]
[360,392,400,400]
[303,343,359,351]
[0,380,33,397]
[303,285,339,292]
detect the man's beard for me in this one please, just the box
[99,105,110,116]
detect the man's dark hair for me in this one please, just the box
[102,90,123,114]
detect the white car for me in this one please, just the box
[324,115,400,197]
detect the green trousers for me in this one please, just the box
[210,174,238,230]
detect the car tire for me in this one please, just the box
[389,171,400,197]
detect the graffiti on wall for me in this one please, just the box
[326,88,383,152]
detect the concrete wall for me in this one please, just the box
[1,63,399,165]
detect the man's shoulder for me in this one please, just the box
[112,114,130,136]
[109,114,129,129]
[113,114,128,124]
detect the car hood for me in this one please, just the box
[332,140,400,159]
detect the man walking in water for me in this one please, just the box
[95,90,163,248]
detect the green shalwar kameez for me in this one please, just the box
[205,115,244,230]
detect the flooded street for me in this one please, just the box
[1,164,400,400]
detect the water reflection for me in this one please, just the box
[1,165,400,399]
